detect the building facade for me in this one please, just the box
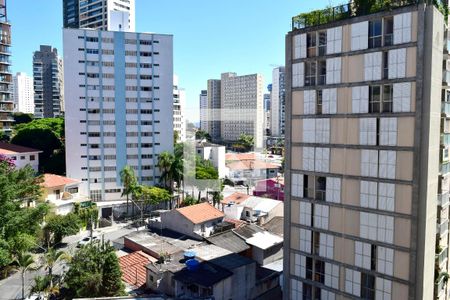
[0,0,12,135]
[11,72,34,114]
[199,89,208,132]
[33,46,64,118]
[207,79,221,141]
[63,28,173,202]
[264,93,271,135]
[285,2,448,300]
[173,75,186,142]
[220,72,264,149]
[63,0,135,32]
[271,66,286,137]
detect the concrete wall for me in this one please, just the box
[5,152,39,171]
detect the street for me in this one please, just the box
[0,224,135,300]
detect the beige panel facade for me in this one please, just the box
[292,91,303,115]
[291,147,303,170]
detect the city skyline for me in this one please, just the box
[9,0,332,122]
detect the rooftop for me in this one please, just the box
[227,160,280,171]
[42,173,80,188]
[209,253,255,270]
[245,231,283,250]
[0,142,41,155]
[189,243,233,261]
[119,251,157,289]
[233,224,266,240]
[173,261,233,288]
[222,192,251,205]
[241,196,283,213]
[226,152,257,161]
[207,231,250,253]
[262,216,284,237]
[175,202,224,224]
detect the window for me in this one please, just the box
[376,278,392,300]
[304,90,316,115]
[315,119,330,144]
[378,183,395,212]
[319,233,334,259]
[355,241,372,269]
[292,63,304,87]
[325,262,339,289]
[377,246,394,275]
[318,31,327,56]
[393,82,411,112]
[326,57,341,84]
[307,32,317,57]
[360,118,377,145]
[294,254,307,277]
[322,88,337,114]
[30,155,35,161]
[382,85,393,112]
[369,86,381,113]
[314,260,325,284]
[314,204,329,229]
[383,51,389,79]
[305,61,316,86]
[388,48,406,79]
[326,26,342,55]
[303,147,315,171]
[384,17,394,46]
[315,177,326,201]
[318,60,327,85]
[351,21,369,51]
[292,174,303,197]
[369,20,382,48]
[393,12,412,44]
[352,86,369,113]
[90,190,102,202]
[380,118,397,146]
[293,34,307,59]
[379,150,396,179]
[315,147,330,173]
[364,52,382,81]
[299,202,312,226]
[361,273,376,300]
[361,180,378,209]
[299,228,312,253]
[303,119,315,143]
[326,177,341,204]
[20,156,25,160]
[361,150,378,177]
[345,268,361,297]
[360,212,394,243]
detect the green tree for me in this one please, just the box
[42,248,70,288]
[195,130,211,141]
[236,134,254,151]
[64,242,125,298]
[43,214,81,247]
[15,252,39,300]
[157,151,175,190]
[12,113,33,125]
[120,166,138,216]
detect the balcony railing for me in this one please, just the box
[438,192,450,207]
[435,273,448,298]
[436,247,449,267]
[292,0,419,30]
[440,162,450,174]
[437,220,449,236]
[442,102,450,116]
[441,134,450,146]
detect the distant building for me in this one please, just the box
[160,203,225,239]
[0,0,12,135]
[196,141,226,178]
[199,90,208,132]
[253,177,285,201]
[63,0,135,32]
[270,67,285,137]
[173,75,186,142]
[11,72,34,114]
[206,79,221,141]
[264,93,271,134]
[0,142,41,171]
[33,45,64,118]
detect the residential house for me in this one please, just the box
[119,251,157,290]
[196,140,227,178]
[0,142,41,171]
[253,177,285,201]
[227,160,279,184]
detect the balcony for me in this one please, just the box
[436,247,449,268]
[438,192,450,207]
[437,219,449,237]
[441,134,450,146]
[443,102,450,116]
[440,162,450,175]
[435,272,448,299]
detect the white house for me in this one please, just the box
[160,202,224,239]
[0,142,41,171]
[196,140,226,178]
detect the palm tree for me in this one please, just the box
[157,151,175,190]
[15,252,39,300]
[42,248,70,288]
[120,166,138,216]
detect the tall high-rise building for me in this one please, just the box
[220,72,264,148]
[199,90,208,132]
[285,2,449,299]
[11,72,34,114]
[0,0,12,135]
[33,46,64,118]
[207,79,221,141]
[173,75,186,142]
[264,93,271,135]
[270,66,285,137]
[63,28,173,202]
[63,0,135,32]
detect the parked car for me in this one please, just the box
[77,236,98,248]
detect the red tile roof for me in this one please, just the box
[227,160,279,171]
[224,218,247,228]
[0,142,41,155]
[225,152,256,161]
[119,251,157,288]
[176,202,224,224]
[42,174,80,188]
[222,192,250,205]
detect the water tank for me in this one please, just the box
[186,259,200,271]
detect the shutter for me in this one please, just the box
[323,89,330,113]
[387,151,396,179]
[330,88,337,113]
[388,50,397,79]
[402,13,412,43]
[397,48,406,78]
[393,14,403,44]
[360,118,368,145]
[300,33,307,58]
[326,58,334,84]
[334,27,342,53]
[334,58,341,83]
[364,53,372,81]
[327,27,335,55]
[352,87,361,113]
[373,52,382,80]
[393,83,402,112]
[360,86,369,113]
[401,82,411,112]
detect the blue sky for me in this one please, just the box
[10,0,338,122]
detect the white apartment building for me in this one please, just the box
[63,28,173,202]
[11,72,34,114]
[79,0,135,32]
[207,79,221,141]
[220,72,264,149]
[199,90,208,132]
[173,75,186,142]
[270,67,285,137]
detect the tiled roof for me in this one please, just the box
[226,160,279,171]
[222,192,250,205]
[225,152,256,161]
[119,251,157,288]
[42,173,80,188]
[0,142,41,155]
[224,218,247,228]
[176,202,224,224]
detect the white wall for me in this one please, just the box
[5,152,39,172]
[12,72,34,114]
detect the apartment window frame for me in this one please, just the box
[305,61,317,86]
[369,19,383,49]
[361,273,376,300]
[307,32,317,57]
[318,31,327,56]
[384,17,394,46]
